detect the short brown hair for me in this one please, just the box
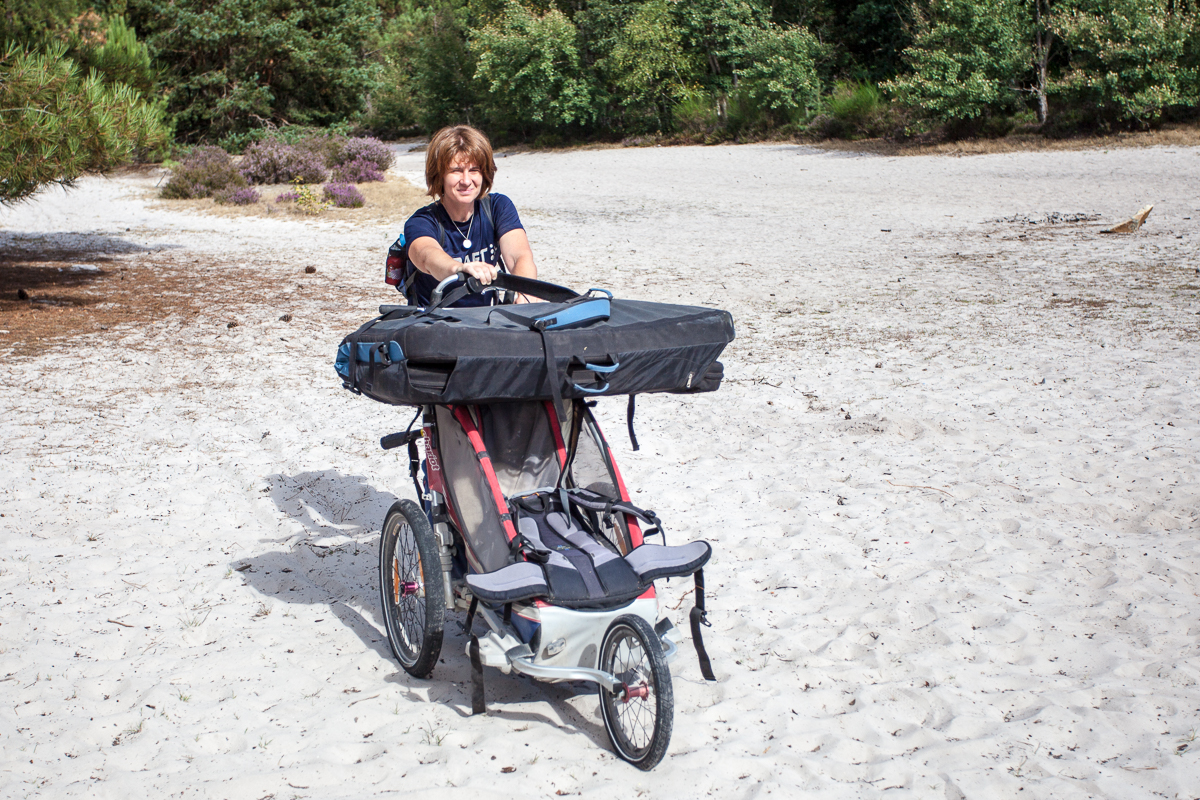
[424,126,497,200]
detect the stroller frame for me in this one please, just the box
[378,397,712,769]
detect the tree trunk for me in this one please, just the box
[1033,1,1054,126]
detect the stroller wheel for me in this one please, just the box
[379,500,445,678]
[598,614,674,770]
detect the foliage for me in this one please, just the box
[128,0,383,142]
[293,178,329,214]
[64,12,156,95]
[471,1,595,131]
[160,145,246,199]
[674,0,771,89]
[0,0,82,49]
[601,0,695,132]
[322,182,365,207]
[239,139,328,184]
[885,0,1026,125]
[331,157,386,183]
[733,23,822,120]
[0,43,170,204]
[275,189,300,202]
[1052,0,1198,127]
[215,186,261,204]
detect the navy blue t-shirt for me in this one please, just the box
[402,193,524,307]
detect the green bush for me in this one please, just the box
[0,43,169,204]
[129,0,383,142]
[672,92,722,137]
[471,1,595,133]
[602,0,695,133]
[1052,0,1197,128]
[885,0,1025,125]
[733,24,822,123]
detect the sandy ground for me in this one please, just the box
[2,143,1200,799]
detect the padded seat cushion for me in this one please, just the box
[466,539,712,605]
[625,541,712,583]
[466,562,549,604]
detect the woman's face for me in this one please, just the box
[442,155,482,207]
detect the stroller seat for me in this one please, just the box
[466,490,711,608]
[466,541,711,607]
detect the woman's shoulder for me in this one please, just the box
[485,193,517,212]
[407,201,442,222]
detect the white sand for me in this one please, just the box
[2,143,1199,798]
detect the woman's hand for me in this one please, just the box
[458,260,499,285]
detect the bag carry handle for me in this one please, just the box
[424,272,580,313]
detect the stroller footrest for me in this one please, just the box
[466,562,548,604]
[625,541,712,584]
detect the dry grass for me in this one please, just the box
[148,176,427,224]
[808,122,1200,157]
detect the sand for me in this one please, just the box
[2,142,1199,798]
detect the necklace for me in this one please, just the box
[450,210,474,249]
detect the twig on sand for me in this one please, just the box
[107,618,134,628]
[349,693,381,707]
[887,479,955,498]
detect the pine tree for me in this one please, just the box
[0,43,169,203]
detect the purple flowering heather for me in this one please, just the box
[161,146,246,199]
[322,183,365,208]
[240,140,328,185]
[275,190,300,203]
[216,186,261,205]
[335,137,393,172]
[330,157,385,184]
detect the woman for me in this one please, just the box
[403,125,537,307]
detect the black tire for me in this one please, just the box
[379,499,444,678]
[598,614,674,770]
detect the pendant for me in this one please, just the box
[461,238,472,249]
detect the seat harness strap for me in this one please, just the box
[626,395,640,451]
[689,568,716,681]
[464,597,486,715]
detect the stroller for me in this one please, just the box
[336,272,734,769]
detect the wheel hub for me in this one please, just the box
[399,580,421,598]
[621,682,650,703]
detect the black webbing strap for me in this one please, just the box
[535,321,566,422]
[689,569,716,681]
[627,395,640,451]
[465,597,485,715]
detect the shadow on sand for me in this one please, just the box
[238,468,612,751]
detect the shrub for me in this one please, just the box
[161,146,246,199]
[2,43,170,204]
[215,186,260,205]
[275,190,300,203]
[330,157,385,183]
[239,139,327,185]
[335,137,393,171]
[323,182,365,208]
[672,93,721,137]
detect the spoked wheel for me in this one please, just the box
[379,499,444,678]
[598,614,674,770]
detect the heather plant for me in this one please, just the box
[161,145,245,199]
[215,186,260,205]
[275,190,300,202]
[330,157,385,183]
[323,182,365,208]
[335,137,393,172]
[239,139,327,185]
